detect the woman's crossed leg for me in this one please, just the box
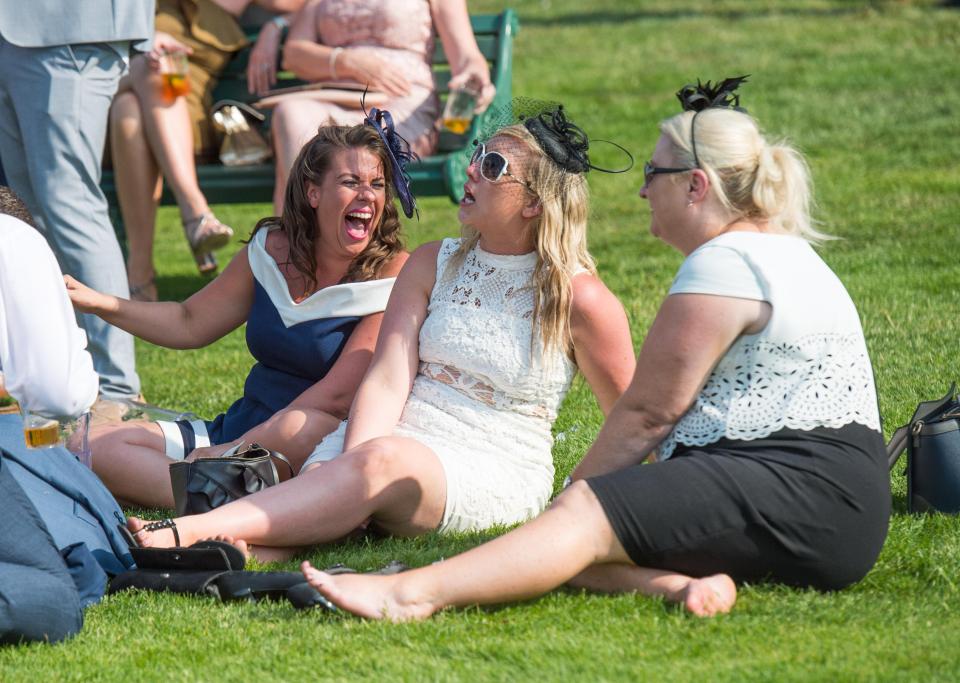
[299,480,736,620]
[128,436,448,556]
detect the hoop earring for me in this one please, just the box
[686,200,694,207]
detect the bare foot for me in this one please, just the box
[202,534,250,560]
[300,561,436,622]
[673,574,737,617]
[127,517,178,548]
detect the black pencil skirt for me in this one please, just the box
[586,423,890,590]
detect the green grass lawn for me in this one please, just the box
[3,1,960,679]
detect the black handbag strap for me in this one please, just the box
[245,443,295,479]
[886,383,958,470]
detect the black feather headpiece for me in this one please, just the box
[522,106,591,173]
[674,75,750,167]
[676,75,750,113]
[520,104,633,174]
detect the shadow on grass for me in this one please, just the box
[520,5,866,28]
[155,273,217,301]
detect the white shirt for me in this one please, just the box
[659,231,881,459]
[0,215,98,417]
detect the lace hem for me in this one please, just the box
[659,333,881,459]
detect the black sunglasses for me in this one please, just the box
[643,160,694,186]
[470,143,528,186]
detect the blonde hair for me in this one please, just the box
[449,124,596,357]
[660,109,831,242]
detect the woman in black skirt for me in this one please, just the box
[297,78,891,619]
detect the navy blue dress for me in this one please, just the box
[156,228,396,458]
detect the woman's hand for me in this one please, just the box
[63,275,118,315]
[146,32,193,72]
[247,22,283,95]
[448,59,495,113]
[338,49,411,97]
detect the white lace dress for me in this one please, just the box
[306,238,578,532]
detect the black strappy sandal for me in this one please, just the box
[117,520,246,572]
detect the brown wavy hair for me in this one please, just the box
[251,124,405,291]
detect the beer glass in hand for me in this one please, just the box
[159,50,190,102]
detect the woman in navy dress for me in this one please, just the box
[66,123,409,508]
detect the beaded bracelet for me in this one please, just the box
[329,47,343,80]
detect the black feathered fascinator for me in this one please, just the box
[522,106,591,173]
[674,75,750,167]
[675,75,750,113]
[362,96,419,219]
[521,104,633,175]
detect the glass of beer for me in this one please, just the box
[442,81,480,135]
[159,50,190,102]
[21,407,92,468]
[22,409,60,448]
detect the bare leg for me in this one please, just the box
[128,435,448,549]
[241,407,342,474]
[271,99,343,213]
[110,88,162,298]
[89,421,174,508]
[300,481,737,620]
[128,57,211,224]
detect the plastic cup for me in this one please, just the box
[159,51,190,101]
[442,86,479,134]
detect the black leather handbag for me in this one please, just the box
[169,442,294,516]
[887,384,960,513]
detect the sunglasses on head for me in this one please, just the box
[643,160,694,186]
[470,143,528,185]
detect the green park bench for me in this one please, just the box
[101,10,519,229]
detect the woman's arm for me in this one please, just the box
[341,242,441,451]
[429,0,495,111]
[571,293,770,480]
[569,273,636,416]
[64,246,256,350]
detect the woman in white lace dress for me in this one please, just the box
[128,110,636,555]
[297,80,890,620]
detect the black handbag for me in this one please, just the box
[887,383,960,514]
[169,442,294,516]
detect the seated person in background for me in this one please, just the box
[112,0,306,294]
[67,123,409,509]
[293,79,890,620]
[127,106,636,562]
[270,0,495,212]
[0,187,98,436]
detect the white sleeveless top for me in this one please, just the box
[658,232,881,460]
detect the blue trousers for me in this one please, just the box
[0,38,140,399]
[0,453,83,644]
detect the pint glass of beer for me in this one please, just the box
[21,407,92,467]
[159,50,190,102]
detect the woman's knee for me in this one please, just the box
[89,420,163,453]
[348,438,404,480]
[110,91,143,133]
[552,480,605,518]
